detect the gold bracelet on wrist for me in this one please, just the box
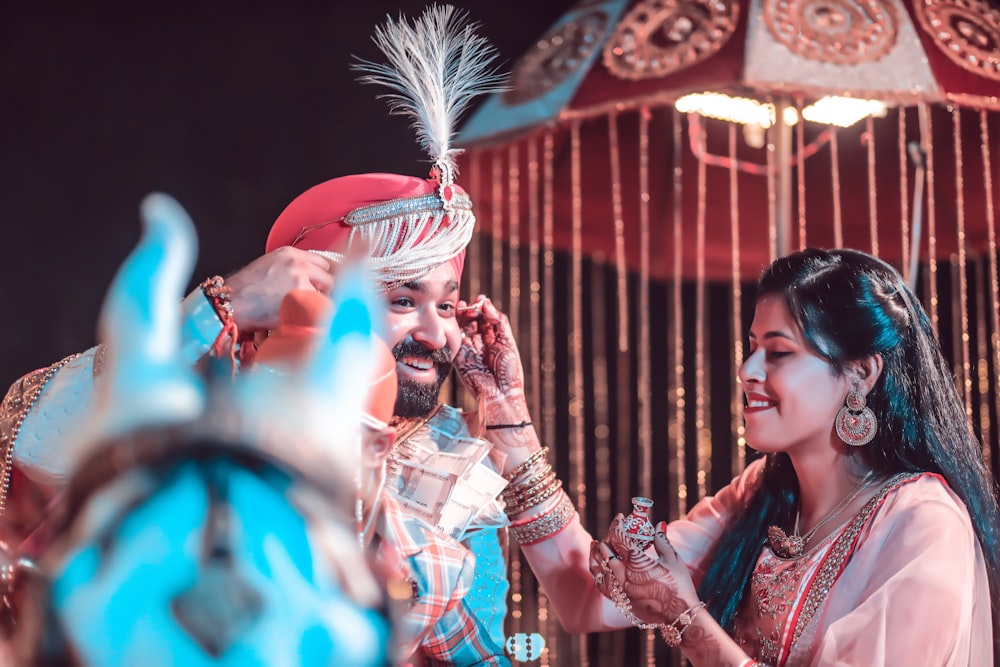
[503,447,549,482]
[503,469,556,505]
[503,462,553,497]
[659,601,707,648]
[505,477,564,515]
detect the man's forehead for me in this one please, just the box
[401,262,459,294]
[396,276,460,295]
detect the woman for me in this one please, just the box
[590,248,999,665]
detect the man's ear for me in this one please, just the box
[848,354,883,395]
[363,427,396,467]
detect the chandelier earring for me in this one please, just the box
[835,388,877,447]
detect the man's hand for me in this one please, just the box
[454,296,531,426]
[226,247,334,332]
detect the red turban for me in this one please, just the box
[266,173,469,284]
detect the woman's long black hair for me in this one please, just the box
[696,248,1000,640]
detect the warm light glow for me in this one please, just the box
[801,96,889,128]
[675,92,777,128]
[675,92,888,128]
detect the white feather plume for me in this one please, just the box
[353,4,507,174]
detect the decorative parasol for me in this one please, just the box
[458,0,1000,279]
[450,3,1000,665]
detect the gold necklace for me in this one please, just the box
[768,470,876,559]
[385,405,442,480]
[390,404,442,445]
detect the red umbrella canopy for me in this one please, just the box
[458,0,1000,280]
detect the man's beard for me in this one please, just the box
[392,339,453,419]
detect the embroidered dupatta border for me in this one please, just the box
[780,471,929,662]
[0,353,81,517]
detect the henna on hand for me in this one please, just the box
[454,296,532,433]
[455,298,525,396]
[681,624,722,663]
[616,548,689,622]
[604,516,699,625]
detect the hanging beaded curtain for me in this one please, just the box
[456,102,1000,667]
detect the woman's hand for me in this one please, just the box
[454,296,531,428]
[589,516,699,626]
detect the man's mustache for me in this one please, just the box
[391,340,453,366]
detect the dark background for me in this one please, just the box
[0,1,575,384]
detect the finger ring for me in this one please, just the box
[594,572,604,587]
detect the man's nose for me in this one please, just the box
[410,309,447,351]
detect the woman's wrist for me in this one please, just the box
[658,600,706,648]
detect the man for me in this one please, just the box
[258,166,512,661]
[257,289,502,665]
[1,6,515,662]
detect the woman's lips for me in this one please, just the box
[744,395,777,413]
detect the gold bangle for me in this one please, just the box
[505,477,563,515]
[503,462,553,496]
[503,469,556,505]
[503,447,549,482]
[506,476,563,513]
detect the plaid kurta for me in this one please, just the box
[377,496,508,666]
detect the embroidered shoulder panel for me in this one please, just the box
[0,353,81,516]
[789,471,920,648]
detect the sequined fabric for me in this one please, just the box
[733,535,830,664]
[734,472,919,666]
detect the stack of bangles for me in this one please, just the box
[503,447,575,545]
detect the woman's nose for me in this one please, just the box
[738,349,764,385]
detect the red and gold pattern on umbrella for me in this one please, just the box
[914,0,1000,82]
[602,0,741,80]
[762,0,900,65]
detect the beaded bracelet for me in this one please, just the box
[508,491,575,545]
[603,567,707,647]
[199,275,239,367]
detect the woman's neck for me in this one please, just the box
[788,448,870,528]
